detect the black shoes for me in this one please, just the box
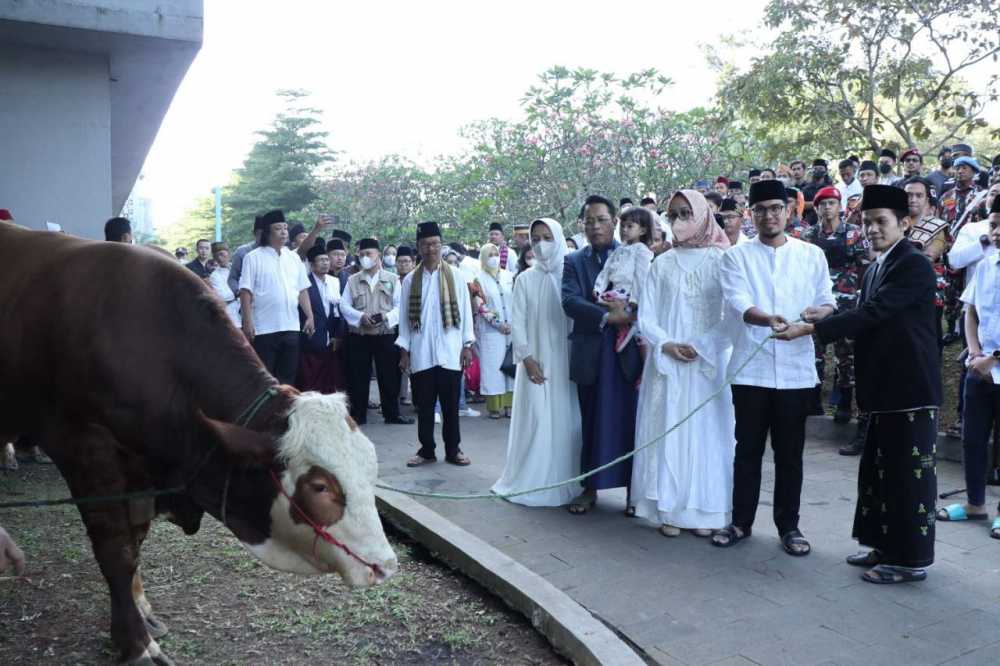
[385,416,415,425]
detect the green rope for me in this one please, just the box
[376,329,782,501]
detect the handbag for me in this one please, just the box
[500,344,517,378]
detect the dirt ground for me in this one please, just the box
[0,462,568,665]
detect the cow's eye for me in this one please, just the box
[310,482,327,493]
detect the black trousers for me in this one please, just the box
[345,333,401,424]
[410,366,462,460]
[731,384,812,534]
[253,331,299,385]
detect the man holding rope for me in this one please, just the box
[714,179,836,556]
[776,185,940,584]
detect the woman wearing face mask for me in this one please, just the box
[382,244,398,273]
[492,218,582,505]
[474,244,515,418]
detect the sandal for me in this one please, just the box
[991,517,1000,540]
[781,529,811,557]
[659,524,681,537]
[692,528,713,537]
[711,524,751,548]
[846,550,881,567]
[936,503,989,521]
[568,493,596,515]
[445,452,472,466]
[406,454,437,467]
[862,565,927,584]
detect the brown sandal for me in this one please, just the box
[406,454,436,467]
[445,452,471,466]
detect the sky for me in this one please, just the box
[139,0,771,228]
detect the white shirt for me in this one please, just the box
[208,266,241,327]
[396,266,476,373]
[339,270,400,329]
[311,272,341,318]
[839,177,863,208]
[238,246,311,335]
[962,255,1000,382]
[949,220,994,276]
[721,235,836,389]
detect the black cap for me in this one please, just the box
[488,222,503,232]
[306,239,328,262]
[252,214,267,232]
[330,229,352,245]
[261,209,285,227]
[289,223,306,239]
[417,221,442,240]
[749,168,762,178]
[748,180,789,206]
[784,187,800,200]
[859,160,878,173]
[880,148,897,160]
[397,245,414,258]
[619,198,634,207]
[326,238,346,252]
[719,198,739,212]
[861,184,908,212]
[812,159,827,168]
[728,180,743,191]
[358,238,380,251]
[640,197,656,206]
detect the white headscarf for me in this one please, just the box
[528,217,568,293]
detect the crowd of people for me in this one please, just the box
[2,140,1000,586]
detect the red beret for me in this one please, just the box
[0,209,12,221]
[901,147,922,161]
[813,186,842,206]
[716,176,729,185]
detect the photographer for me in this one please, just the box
[340,238,412,425]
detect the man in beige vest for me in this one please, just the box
[340,238,412,425]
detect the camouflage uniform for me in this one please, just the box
[803,220,867,391]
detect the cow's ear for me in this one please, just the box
[198,412,277,465]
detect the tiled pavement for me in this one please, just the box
[364,408,1000,666]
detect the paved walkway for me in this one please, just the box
[365,407,1000,666]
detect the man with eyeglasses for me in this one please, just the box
[898,148,924,184]
[562,195,639,515]
[713,180,836,557]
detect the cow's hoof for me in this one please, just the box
[143,613,169,639]
[124,639,175,666]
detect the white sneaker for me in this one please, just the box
[434,413,442,424]
[458,408,481,417]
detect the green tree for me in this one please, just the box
[159,194,216,254]
[222,89,334,245]
[715,0,1000,156]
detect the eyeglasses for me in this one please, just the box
[666,209,694,221]
[751,204,786,218]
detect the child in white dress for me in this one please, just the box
[593,206,656,351]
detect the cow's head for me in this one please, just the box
[202,392,397,587]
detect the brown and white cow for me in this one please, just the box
[0,224,396,665]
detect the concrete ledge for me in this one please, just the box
[806,415,962,462]
[376,490,646,666]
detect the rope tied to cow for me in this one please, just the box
[375,327,784,500]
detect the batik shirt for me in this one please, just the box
[785,216,811,239]
[940,184,984,234]
[802,221,867,304]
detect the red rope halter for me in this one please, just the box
[269,468,380,576]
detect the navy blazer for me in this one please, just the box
[815,239,941,412]
[300,273,333,354]
[561,242,619,386]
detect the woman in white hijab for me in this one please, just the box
[492,218,582,506]
[474,243,515,418]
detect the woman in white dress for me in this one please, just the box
[492,218,582,506]
[474,244,515,418]
[631,190,736,537]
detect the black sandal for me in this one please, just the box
[781,529,811,557]
[711,524,751,548]
[846,550,881,567]
[862,565,927,584]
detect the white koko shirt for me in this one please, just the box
[238,246,311,335]
[721,235,836,389]
[962,253,1000,383]
[396,266,475,374]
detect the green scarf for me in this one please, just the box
[408,262,460,330]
